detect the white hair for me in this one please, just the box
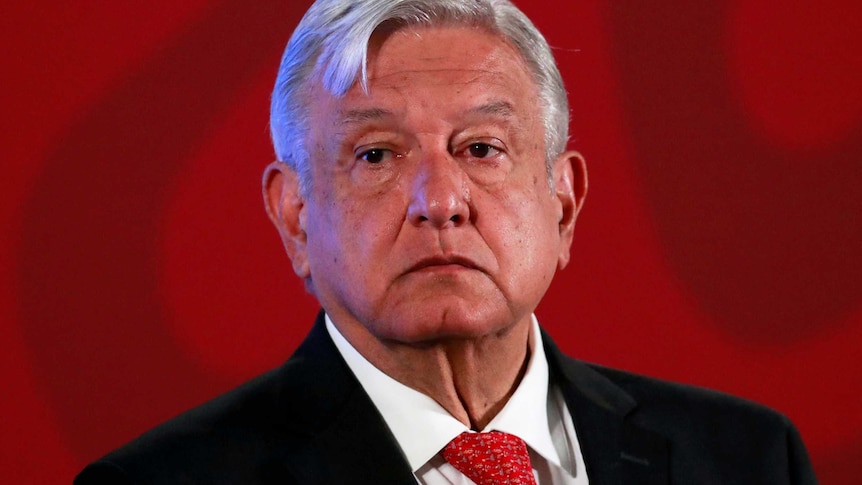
[270,0,569,192]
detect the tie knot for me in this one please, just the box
[443,431,537,485]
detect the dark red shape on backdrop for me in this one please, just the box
[605,2,862,344]
[18,1,305,460]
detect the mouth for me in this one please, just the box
[406,255,481,274]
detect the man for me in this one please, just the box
[76,0,817,483]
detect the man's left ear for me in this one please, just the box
[552,151,588,270]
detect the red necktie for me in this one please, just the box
[443,431,537,485]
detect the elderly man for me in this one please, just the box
[76,0,817,484]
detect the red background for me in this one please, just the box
[2,1,860,482]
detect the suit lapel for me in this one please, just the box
[311,386,417,484]
[542,330,669,485]
[274,312,416,485]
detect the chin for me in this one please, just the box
[377,301,521,345]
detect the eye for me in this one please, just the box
[358,148,393,164]
[468,143,490,158]
[465,142,501,159]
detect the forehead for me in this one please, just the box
[366,24,531,85]
[312,24,541,125]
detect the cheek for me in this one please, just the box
[484,188,559,277]
[306,189,406,274]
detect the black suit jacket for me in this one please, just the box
[75,313,817,484]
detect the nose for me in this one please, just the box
[407,151,470,228]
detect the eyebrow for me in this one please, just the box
[469,100,516,119]
[338,100,516,126]
[339,107,393,125]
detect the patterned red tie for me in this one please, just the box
[443,431,537,485]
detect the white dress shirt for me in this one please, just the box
[326,314,589,485]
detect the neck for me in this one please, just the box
[337,316,533,430]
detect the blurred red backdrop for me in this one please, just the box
[2,1,860,483]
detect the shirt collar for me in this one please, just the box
[325,314,563,472]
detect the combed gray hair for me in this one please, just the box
[270,0,569,192]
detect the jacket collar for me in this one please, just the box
[270,311,417,484]
[542,328,670,485]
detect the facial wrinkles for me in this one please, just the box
[311,26,552,308]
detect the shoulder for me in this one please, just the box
[75,362,310,484]
[542,330,798,438]
[558,357,817,482]
[586,362,795,436]
[75,318,353,484]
